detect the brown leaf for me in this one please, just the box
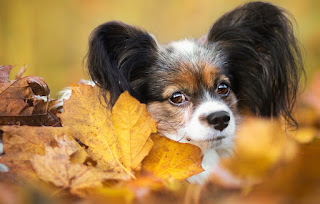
[0,66,61,126]
[0,126,88,182]
[30,136,130,197]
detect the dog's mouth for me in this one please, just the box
[204,136,226,142]
[187,136,226,143]
[186,136,227,151]
[185,136,226,143]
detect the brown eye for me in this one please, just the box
[217,83,230,96]
[169,92,186,105]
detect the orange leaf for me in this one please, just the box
[141,134,204,181]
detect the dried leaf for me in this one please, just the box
[30,136,129,196]
[59,85,156,177]
[0,65,60,126]
[0,126,88,181]
[141,134,204,181]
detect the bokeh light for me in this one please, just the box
[0,0,319,97]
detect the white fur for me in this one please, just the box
[187,148,220,183]
[0,164,8,172]
[166,39,228,71]
[0,139,8,172]
[52,79,96,111]
[163,96,235,184]
[170,39,196,55]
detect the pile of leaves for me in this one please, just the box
[0,65,320,204]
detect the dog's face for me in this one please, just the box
[145,40,237,151]
[87,2,303,153]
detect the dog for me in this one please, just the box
[60,1,304,183]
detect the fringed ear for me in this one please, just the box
[87,21,158,106]
[207,2,304,127]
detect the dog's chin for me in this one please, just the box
[163,131,234,152]
[188,136,233,152]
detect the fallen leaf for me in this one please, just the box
[0,126,88,182]
[141,134,204,181]
[59,85,156,177]
[112,91,156,170]
[30,135,130,196]
[0,65,61,126]
[221,117,298,179]
[0,76,50,116]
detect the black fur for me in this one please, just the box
[87,21,158,105]
[86,2,304,127]
[207,1,304,127]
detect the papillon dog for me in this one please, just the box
[61,1,304,183]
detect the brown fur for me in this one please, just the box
[147,101,193,137]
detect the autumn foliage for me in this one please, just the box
[0,65,320,203]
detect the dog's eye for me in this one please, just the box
[217,83,230,96]
[169,92,186,105]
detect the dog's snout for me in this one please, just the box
[207,111,230,131]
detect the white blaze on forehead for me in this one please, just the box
[170,39,196,54]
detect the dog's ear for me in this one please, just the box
[207,2,304,127]
[87,21,158,106]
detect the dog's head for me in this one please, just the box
[86,2,303,151]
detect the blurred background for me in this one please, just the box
[0,0,319,97]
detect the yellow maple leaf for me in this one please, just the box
[30,136,129,196]
[59,85,156,177]
[112,91,156,170]
[141,134,204,181]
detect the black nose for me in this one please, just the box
[207,111,230,131]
